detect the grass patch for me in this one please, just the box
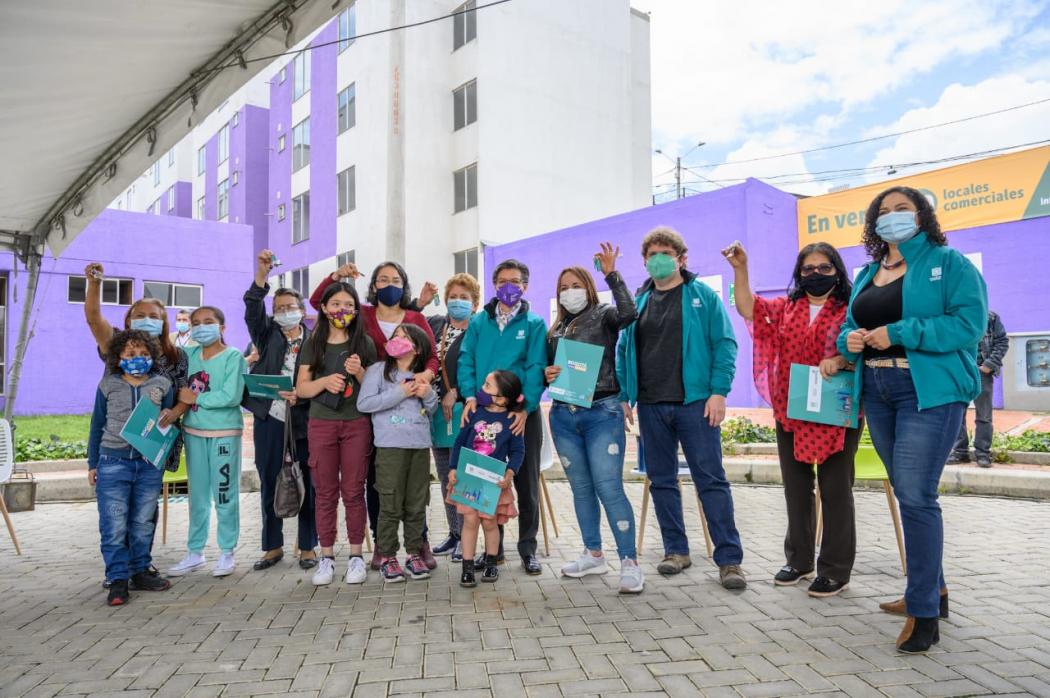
[11,414,91,442]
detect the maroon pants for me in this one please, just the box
[308,417,373,548]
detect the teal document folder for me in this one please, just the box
[120,397,180,468]
[448,448,506,516]
[244,373,293,400]
[547,339,605,408]
[786,363,859,428]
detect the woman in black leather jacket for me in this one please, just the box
[545,243,643,594]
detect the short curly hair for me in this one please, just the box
[105,330,161,375]
[641,226,688,263]
[862,186,947,260]
[444,273,481,305]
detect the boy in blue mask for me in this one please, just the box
[88,330,176,606]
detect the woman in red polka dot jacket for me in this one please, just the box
[723,240,860,599]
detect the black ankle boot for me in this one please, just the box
[897,616,940,654]
[482,554,500,583]
[940,592,949,619]
[460,560,477,588]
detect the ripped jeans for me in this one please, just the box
[549,397,637,559]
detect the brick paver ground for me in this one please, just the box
[1,482,1049,697]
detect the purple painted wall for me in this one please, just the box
[268,61,294,266]
[0,210,253,416]
[485,179,801,407]
[241,105,272,254]
[204,132,218,221]
[172,181,193,218]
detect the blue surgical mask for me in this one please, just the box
[130,318,164,337]
[376,285,404,307]
[447,299,473,321]
[119,356,153,376]
[190,324,222,346]
[175,321,190,334]
[875,211,919,244]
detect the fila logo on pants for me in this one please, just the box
[218,462,231,504]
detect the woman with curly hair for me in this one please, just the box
[837,186,987,654]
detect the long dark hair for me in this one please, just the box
[106,330,161,375]
[382,323,432,382]
[787,242,852,303]
[124,298,179,366]
[490,370,525,413]
[307,281,370,377]
[367,261,415,309]
[862,186,947,261]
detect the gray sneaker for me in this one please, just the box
[561,551,609,578]
[657,554,692,576]
[619,559,644,594]
[719,564,747,590]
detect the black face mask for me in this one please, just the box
[799,273,838,297]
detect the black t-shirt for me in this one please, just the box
[636,284,685,403]
[851,276,906,359]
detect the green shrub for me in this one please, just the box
[721,417,776,444]
[15,437,88,463]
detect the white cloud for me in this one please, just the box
[636,0,1045,152]
[865,74,1050,177]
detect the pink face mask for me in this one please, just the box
[385,336,415,358]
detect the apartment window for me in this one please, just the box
[278,134,286,152]
[0,277,6,394]
[337,250,356,267]
[338,3,357,52]
[293,50,311,101]
[337,166,356,216]
[453,1,477,50]
[167,149,175,167]
[454,248,479,278]
[196,196,205,220]
[218,124,229,164]
[279,66,287,83]
[292,119,310,171]
[454,163,478,213]
[217,178,229,220]
[232,170,239,187]
[290,267,310,295]
[277,203,286,221]
[144,281,203,308]
[149,199,161,215]
[338,83,356,133]
[232,111,240,127]
[292,192,310,243]
[197,146,206,175]
[453,80,477,130]
[167,186,176,211]
[152,161,161,185]
[67,276,133,305]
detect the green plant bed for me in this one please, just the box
[722,417,776,444]
[11,414,91,462]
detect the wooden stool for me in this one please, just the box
[537,472,560,556]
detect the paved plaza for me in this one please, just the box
[1,482,1049,697]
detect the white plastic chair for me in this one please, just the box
[0,419,23,555]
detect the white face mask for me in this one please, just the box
[274,310,303,329]
[559,288,589,315]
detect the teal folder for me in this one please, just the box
[120,397,180,469]
[786,363,859,428]
[448,448,506,516]
[547,338,605,408]
[244,373,293,400]
[430,402,464,449]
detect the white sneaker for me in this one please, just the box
[561,551,609,578]
[619,559,645,594]
[312,557,335,586]
[345,556,367,584]
[168,552,206,577]
[212,551,236,577]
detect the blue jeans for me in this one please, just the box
[95,454,164,581]
[862,366,965,618]
[549,397,636,559]
[637,401,743,566]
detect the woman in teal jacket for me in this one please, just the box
[837,186,987,655]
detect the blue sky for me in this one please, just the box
[632,0,1050,201]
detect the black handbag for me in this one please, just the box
[273,416,305,519]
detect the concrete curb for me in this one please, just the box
[16,452,1050,503]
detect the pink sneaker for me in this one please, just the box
[380,557,404,583]
[405,555,431,580]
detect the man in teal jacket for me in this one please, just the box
[616,227,746,589]
[458,259,548,574]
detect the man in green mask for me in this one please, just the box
[615,226,746,589]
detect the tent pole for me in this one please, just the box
[4,247,42,422]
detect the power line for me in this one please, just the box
[687,96,1050,170]
[199,0,512,76]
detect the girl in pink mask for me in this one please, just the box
[356,324,439,582]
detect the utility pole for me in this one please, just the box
[675,156,682,199]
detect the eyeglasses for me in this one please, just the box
[800,263,836,276]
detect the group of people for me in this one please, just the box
[85,184,989,655]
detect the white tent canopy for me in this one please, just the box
[0,0,342,417]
